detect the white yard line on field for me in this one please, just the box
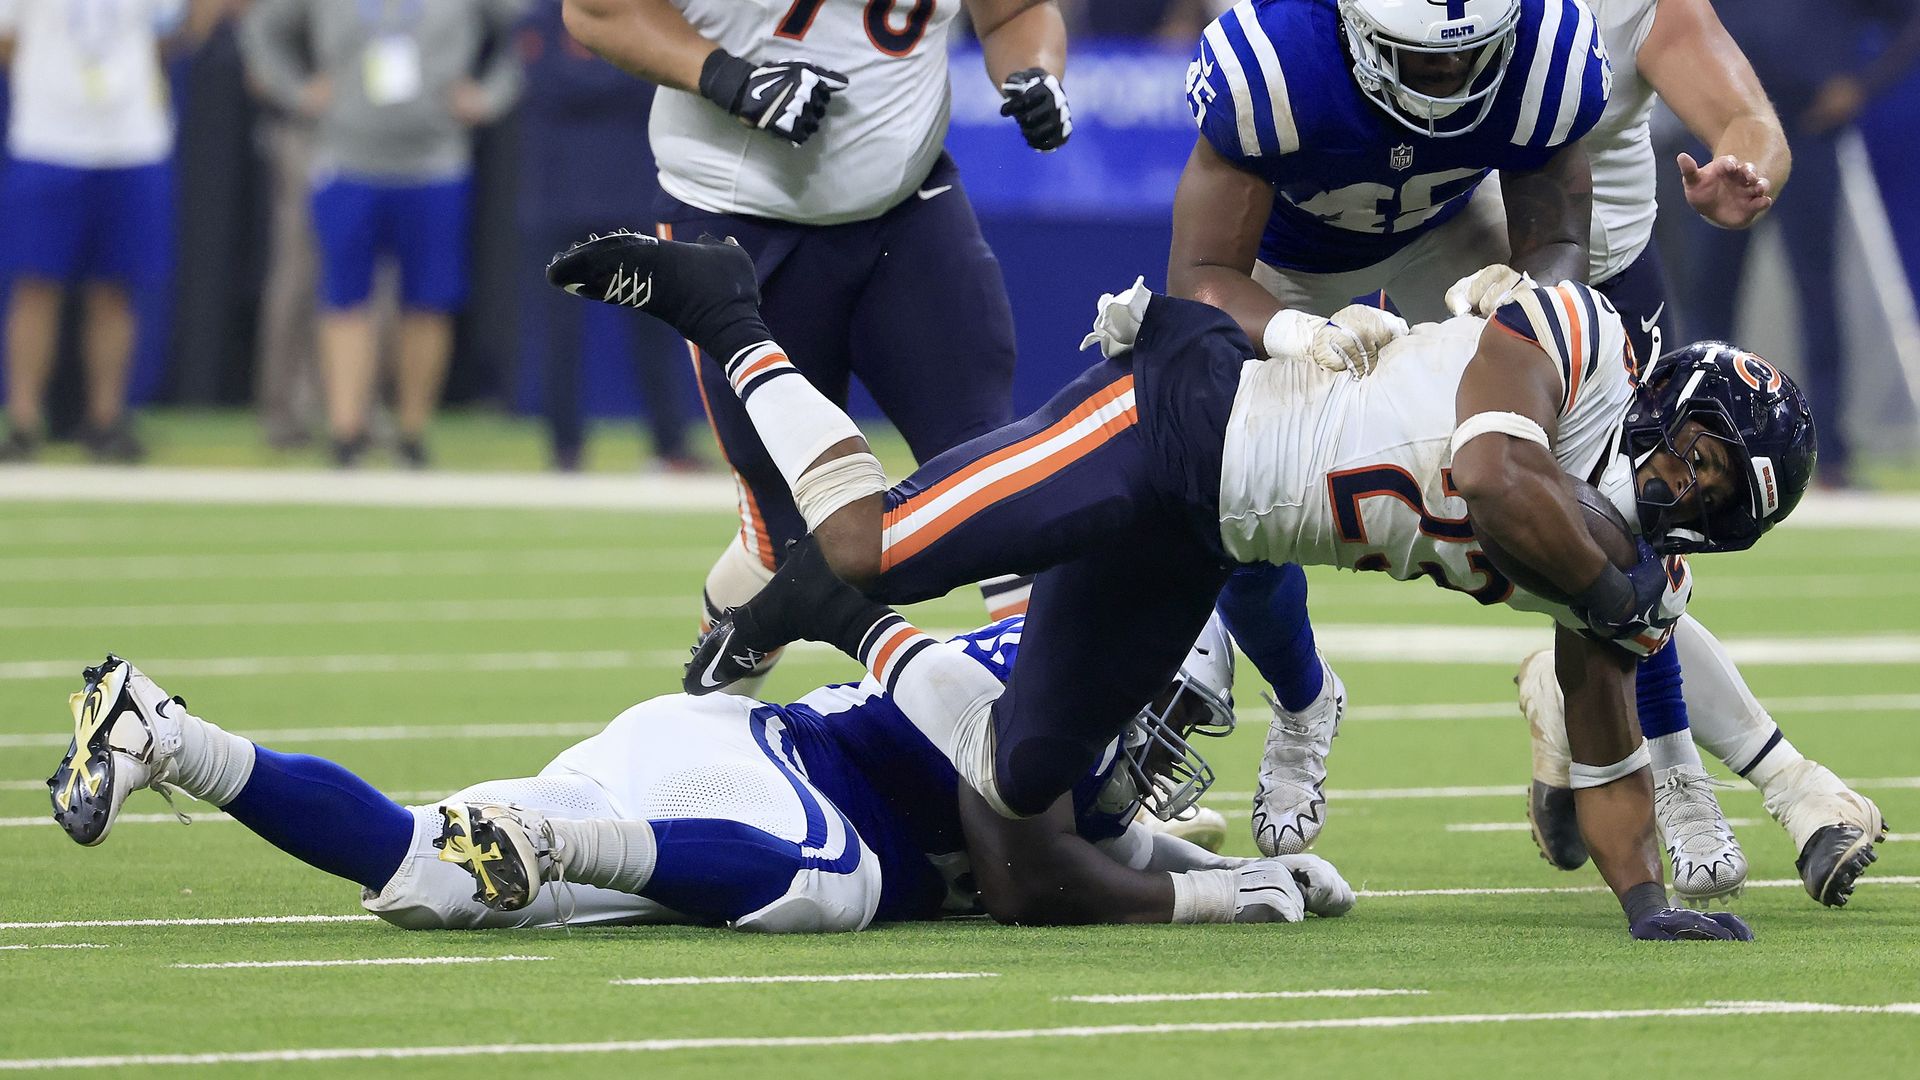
[610,972,999,987]
[0,649,686,685]
[0,915,376,930]
[173,956,551,970]
[0,466,737,513]
[1446,818,1766,833]
[1203,775,1920,806]
[1309,625,1920,666]
[1238,692,1920,726]
[0,596,697,630]
[0,719,611,750]
[0,548,701,582]
[1354,876,1920,898]
[1060,989,1427,1004]
[2,1002,1917,1070]
[0,943,108,951]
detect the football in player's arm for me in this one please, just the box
[559,0,1069,149]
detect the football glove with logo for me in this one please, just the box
[1263,304,1408,377]
[1569,539,1689,657]
[1445,263,1532,318]
[699,50,848,145]
[1000,68,1072,151]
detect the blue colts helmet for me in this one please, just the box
[1621,342,1817,555]
[1120,614,1237,821]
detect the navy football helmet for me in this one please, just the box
[1621,342,1817,554]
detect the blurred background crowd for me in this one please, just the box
[1,0,1917,483]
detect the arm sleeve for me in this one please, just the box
[238,0,313,113]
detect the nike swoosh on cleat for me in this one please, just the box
[563,283,585,296]
[696,635,735,690]
[916,185,954,200]
[1640,302,1665,334]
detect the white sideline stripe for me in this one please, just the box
[0,943,108,951]
[0,547,701,583]
[10,877,1920,933]
[1355,876,1920,898]
[1239,692,1920,725]
[0,466,736,512]
[174,956,551,970]
[1311,625,1920,666]
[0,650,685,685]
[0,915,375,930]
[1886,833,1917,842]
[4,1002,1918,1070]
[0,596,696,630]
[1062,989,1426,1004]
[0,719,611,750]
[1446,818,1765,834]
[4,466,1916,526]
[610,972,998,987]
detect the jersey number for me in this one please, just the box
[1293,168,1484,236]
[1327,464,1515,605]
[776,0,936,57]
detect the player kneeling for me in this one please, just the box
[47,619,1352,931]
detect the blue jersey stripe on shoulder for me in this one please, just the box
[1218,6,1279,156]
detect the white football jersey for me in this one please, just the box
[1217,281,1636,619]
[650,0,962,225]
[1584,0,1662,282]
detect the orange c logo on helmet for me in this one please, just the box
[1734,352,1782,393]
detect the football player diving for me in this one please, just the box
[550,232,1817,941]
[46,617,1354,931]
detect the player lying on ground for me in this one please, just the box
[46,620,1354,930]
[548,235,1812,940]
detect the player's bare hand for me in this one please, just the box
[1678,153,1774,230]
[447,80,492,127]
[1802,74,1867,136]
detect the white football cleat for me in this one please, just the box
[48,656,190,846]
[1252,657,1344,856]
[434,803,564,911]
[1653,765,1748,905]
[1135,803,1229,853]
[1761,758,1886,907]
[1516,649,1588,870]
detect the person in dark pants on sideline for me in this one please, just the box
[1681,0,1920,489]
[516,0,700,473]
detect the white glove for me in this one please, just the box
[1079,276,1154,359]
[1444,263,1531,318]
[1230,858,1309,923]
[1274,853,1356,917]
[1263,305,1408,377]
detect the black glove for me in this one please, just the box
[1569,538,1684,656]
[1630,907,1754,941]
[699,50,848,145]
[999,68,1072,151]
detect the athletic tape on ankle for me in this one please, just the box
[794,452,887,532]
[1569,742,1652,789]
[728,342,867,495]
[1170,868,1238,923]
[1449,411,1550,459]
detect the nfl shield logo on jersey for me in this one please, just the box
[1389,144,1414,171]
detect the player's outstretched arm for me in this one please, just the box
[1639,0,1787,227]
[1500,142,1594,286]
[561,0,714,92]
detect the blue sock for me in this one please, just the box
[221,746,416,892]
[1634,644,1690,739]
[1217,562,1324,711]
[641,818,811,923]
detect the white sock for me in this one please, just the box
[545,818,658,896]
[1671,615,1791,779]
[167,709,256,807]
[1647,730,1705,772]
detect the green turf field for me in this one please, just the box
[1,485,1916,1076]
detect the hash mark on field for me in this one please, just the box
[173,955,551,970]
[610,972,998,987]
[1061,989,1427,1004]
[4,1002,1918,1069]
[0,943,108,951]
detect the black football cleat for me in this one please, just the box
[546,231,764,358]
[683,614,773,697]
[1797,824,1880,908]
[1528,780,1589,871]
[684,537,878,695]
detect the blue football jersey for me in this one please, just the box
[1187,0,1611,273]
[776,617,1136,919]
